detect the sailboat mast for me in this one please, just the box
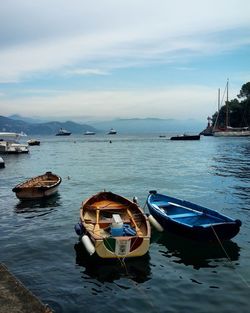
[218,88,220,111]
[213,88,221,132]
[226,79,229,128]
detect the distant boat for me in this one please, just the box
[84,130,96,135]
[147,190,241,241]
[0,132,29,154]
[27,139,40,146]
[213,80,250,137]
[107,128,117,135]
[0,156,5,168]
[170,134,200,140]
[55,128,71,136]
[12,171,62,200]
[75,191,151,258]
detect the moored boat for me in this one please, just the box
[0,132,29,154]
[107,128,117,135]
[84,130,96,135]
[147,190,241,241]
[75,191,151,259]
[170,134,200,140]
[55,128,71,136]
[12,172,62,200]
[213,80,250,137]
[27,139,40,146]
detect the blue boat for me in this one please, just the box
[147,190,241,241]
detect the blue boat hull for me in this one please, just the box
[147,191,241,241]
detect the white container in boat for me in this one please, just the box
[111,214,123,236]
[112,214,123,228]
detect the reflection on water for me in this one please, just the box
[14,193,62,218]
[152,230,240,269]
[211,140,250,208]
[233,185,250,210]
[74,242,151,284]
[212,141,250,181]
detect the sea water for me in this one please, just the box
[0,134,249,313]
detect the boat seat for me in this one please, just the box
[41,180,55,183]
[169,212,200,219]
[153,201,171,208]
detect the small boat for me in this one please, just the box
[147,190,241,241]
[55,128,71,136]
[107,128,117,135]
[75,191,151,258]
[12,172,62,200]
[0,132,29,154]
[27,139,40,146]
[170,134,200,140]
[0,156,5,168]
[84,130,96,135]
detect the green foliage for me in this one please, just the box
[237,82,250,99]
[212,82,250,128]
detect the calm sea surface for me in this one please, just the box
[0,134,250,313]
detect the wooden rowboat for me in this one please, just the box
[12,172,62,200]
[147,190,241,242]
[75,191,151,259]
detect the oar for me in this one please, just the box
[93,209,100,234]
[127,209,143,236]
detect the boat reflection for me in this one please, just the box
[74,242,151,283]
[14,193,61,218]
[152,230,240,269]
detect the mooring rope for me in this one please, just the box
[211,225,250,288]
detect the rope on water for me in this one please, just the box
[211,226,250,289]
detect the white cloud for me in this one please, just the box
[0,1,249,121]
[0,85,222,120]
[66,68,110,76]
[0,1,250,82]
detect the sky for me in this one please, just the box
[0,0,250,122]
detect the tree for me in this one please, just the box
[212,82,250,128]
[237,82,250,99]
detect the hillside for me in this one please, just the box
[90,118,205,133]
[0,116,97,135]
[0,115,206,135]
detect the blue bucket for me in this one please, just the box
[111,226,123,237]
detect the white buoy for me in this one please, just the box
[81,235,95,255]
[148,214,164,232]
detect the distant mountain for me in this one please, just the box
[90,118,205,133]
[0,115,206,135]
[8,114,45,124]
[0,116,97,135]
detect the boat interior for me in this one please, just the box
[82,199,146,237]
[152,201,225,226]
[21,174,58,188]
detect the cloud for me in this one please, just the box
[66,68,110,76]
[0,1,250,82]
[0,1,249,122]
[0,85,222,120]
